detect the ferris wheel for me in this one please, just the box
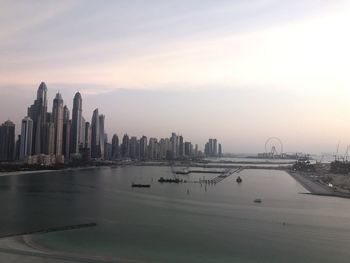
[265,137,283,158]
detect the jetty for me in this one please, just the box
[201,168,243,184]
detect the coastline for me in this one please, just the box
[0,234,125,263]
[0,166,106,177]
[287,170,350,199]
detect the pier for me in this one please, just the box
[201,168,243,184]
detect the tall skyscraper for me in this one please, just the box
[52,93,64,156]
[121,134,130,158]
[62,106,70,159]
[185,142,193,156]
[218,144,222,157]
[140,136,148,159]
[15,135,21,161]
[70,92,82,155]
[44,122,55,155]
[99,115,105,159]
[0,120,15,161]
[28,82,48,155]
[80,116,86,149]
[148,138,158,160]
[91,109,100,158]
[111,134,119,159]
[84,122,92,151]
[20,117,33,160]
[213,139,218,156]
[179,135,184,157]
[129,136,138,159]
[171,132,177,159]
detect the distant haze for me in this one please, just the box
[0,0,350,154]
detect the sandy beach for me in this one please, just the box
[0,234,138,263]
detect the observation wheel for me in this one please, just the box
[265,137,283,158]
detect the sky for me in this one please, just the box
[0,0,350,154]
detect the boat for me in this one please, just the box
[254,198,262,203]
[236,176,242,183]
[158,177,183,183]
[131,183,151,188]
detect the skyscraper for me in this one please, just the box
[62,105,70,159]
[179,135,184,157]
[213,139,218,156]
[84,122,92,151]
[28,82,48,155]
[129,136,138,159]
[0,120,15,161]
[20,117,33,160]
[80,116,86,150]
[99,114,105,159]
[121,134,130,158]
[140,136,148,160]
[91,109,100,158]
[44,122,55,155]
[70,92,82,155]
[111,134,119,159]
[171,132,177,159]
[52,93,64,156]
[148,138,158,160]
[218,144,222,157]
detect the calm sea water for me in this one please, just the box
[1,166,350,262]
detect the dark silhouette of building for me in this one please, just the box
[112,134,119,159]
[0,120,15,161]
[27,82,48,155]
[70,92,82,155]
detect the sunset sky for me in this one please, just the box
[1,0,350,154]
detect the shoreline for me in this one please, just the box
[286,170,350,199]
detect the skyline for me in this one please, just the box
[1,0,350,153]
[0,82,223,163]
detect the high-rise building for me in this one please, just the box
[52,93,64,156]
[99,115,105,159]
[184,142,192,156]
[0,120,15,161]
[148,138,158,160]
[179,135,184,157]
[84,122,92,151]
[20,116,33,160]
[44,122,55,155]
[140,136,147,159]
[213,139,218,156]
[208,139,213,156]
[80,116,86,150]
[70,92,82,155]
[129,136,138,159]
[204,138,221,157]
[62,106,70,159]
[27,82,48,155]
[121,134,130,158]
[91,109,100,158]
[171,132,177,159]
[15,135,21,161]
[218,144,222,157]
[111,134,119,159]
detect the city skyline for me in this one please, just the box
[1,1,350,153]
[0,82,223,163]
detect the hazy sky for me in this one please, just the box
[1,0,350,154]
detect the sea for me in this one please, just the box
[0,164,350,262]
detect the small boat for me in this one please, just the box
[254,198,262,203]
[158,177,183,183]
[236,176,242,183]
[131,183,151,188]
